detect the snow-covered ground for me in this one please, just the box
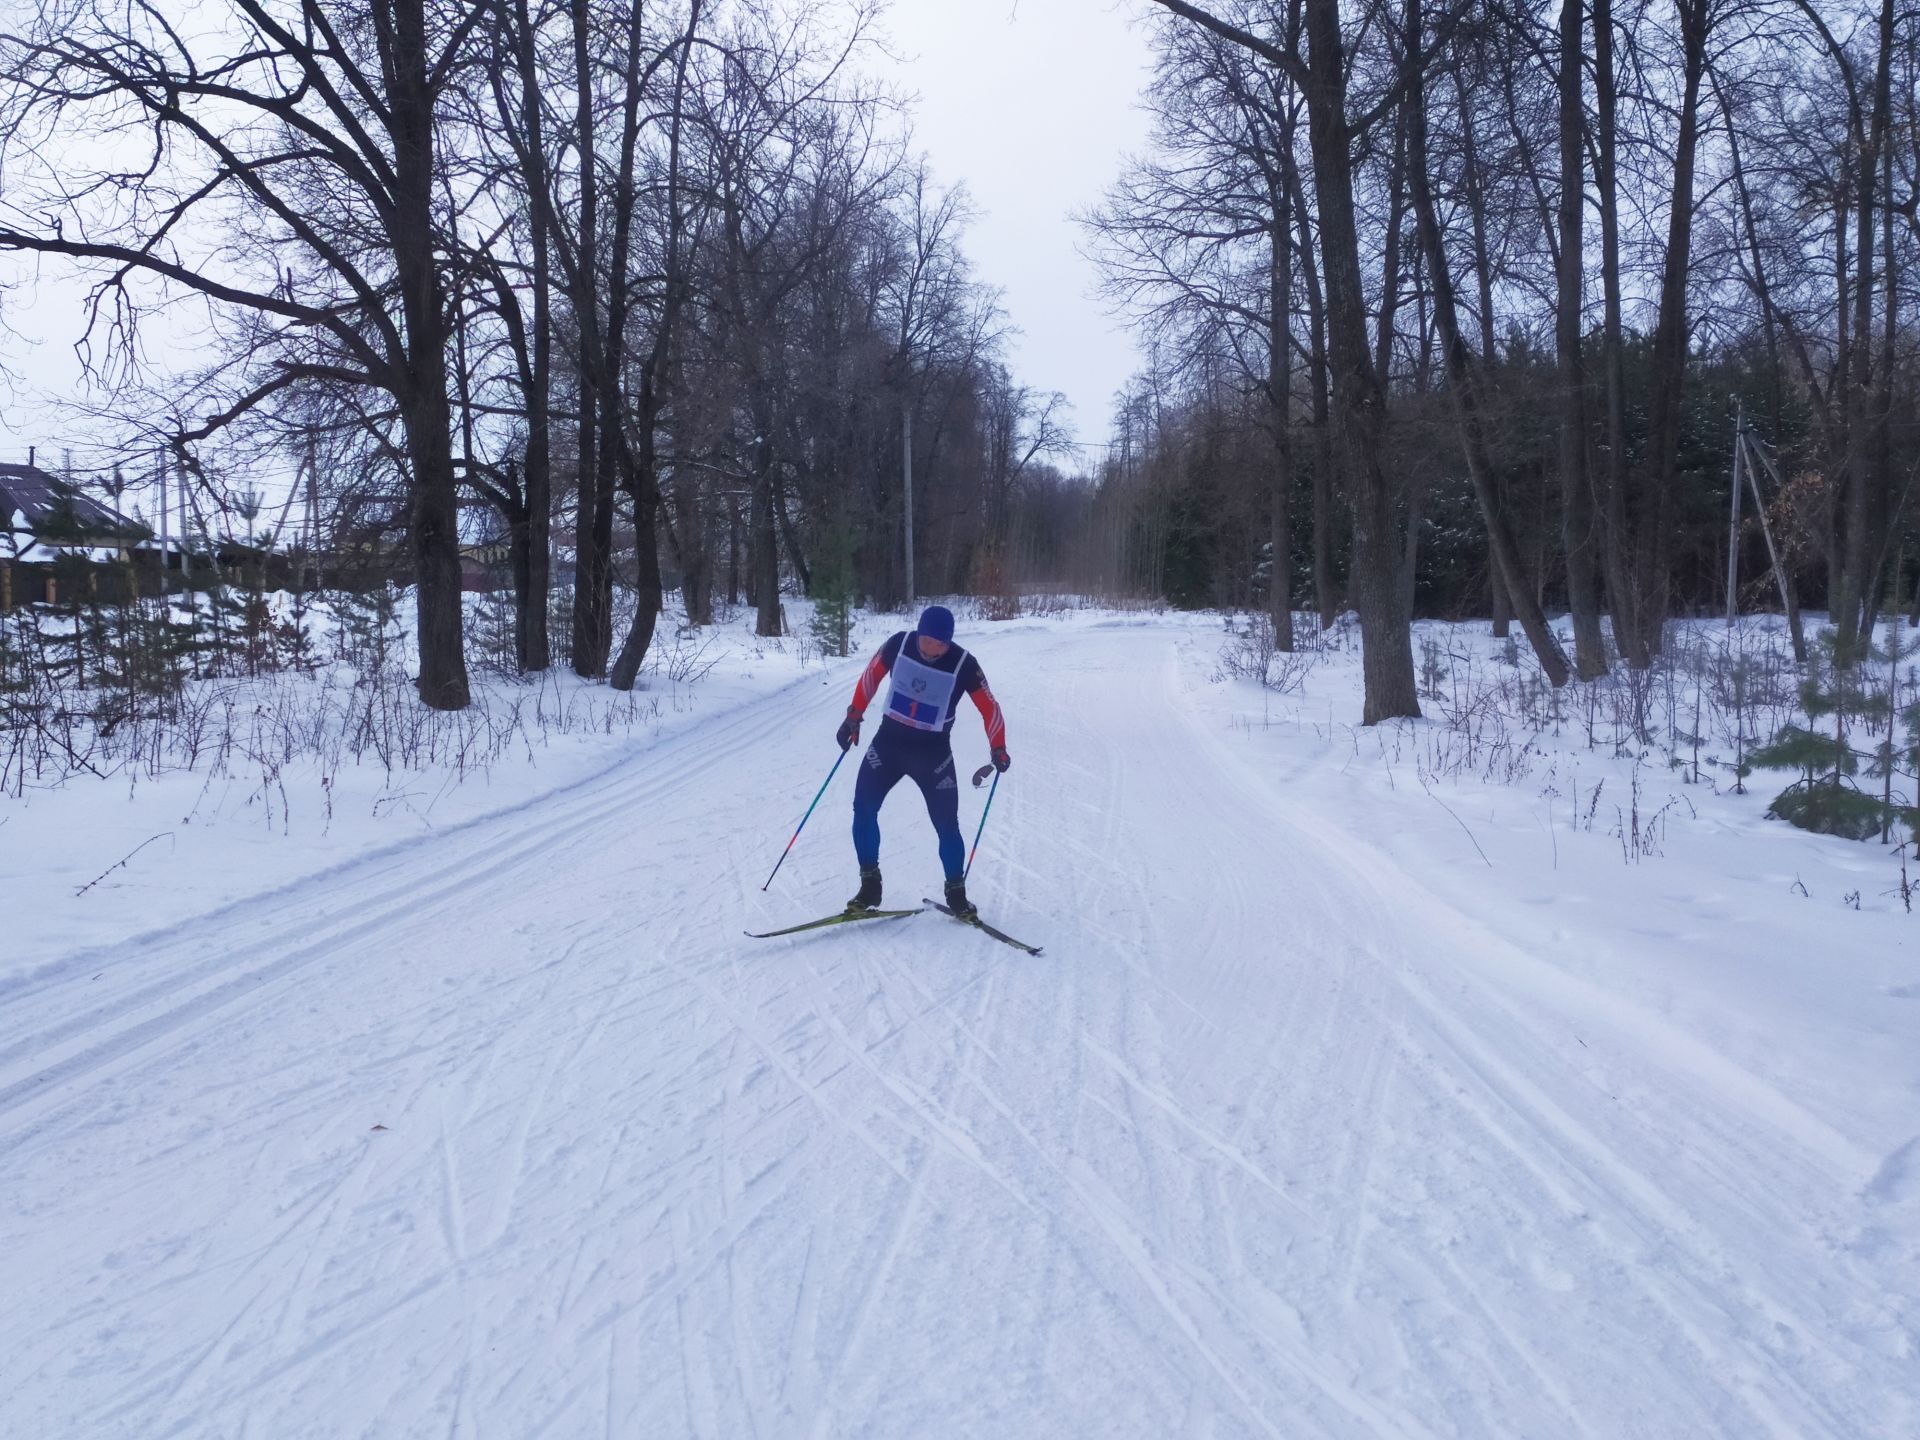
[4,609,1916,1437]
[2,603,890,969]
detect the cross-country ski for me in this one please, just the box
[744,907,920,941]
[924,898,1045,956]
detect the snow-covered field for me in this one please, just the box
[2,600,886,968]
[4,609,1916,1437]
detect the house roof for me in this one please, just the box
[0,462,145,541]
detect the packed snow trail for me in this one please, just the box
[3,620,1914,1438]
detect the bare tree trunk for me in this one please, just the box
[1374,105,1409,384]
[728,500,743,606]
[1302,0,1419,721]
[1837,0,1897,650]
[1268,200,1296,651]
[1288,143,1338,629]
[1490,544,1512,638]
[1637,0,1712,662]
[599,0,660,692]
[684,530,715,625]
[1455,57,1515,645]
[391,0,469,710]
[1557,0,1607,678]
[1404,0,1568,685]
[752,441,781,636]
[676,476,716,626]
[1863,93,1899,642]
[608,402,664,691]
[1593,0,1643,668]
[504,479,535,666]
[522,375,552,674]
[568,0,609,677]
[505,0,553,673]
[1827,199,1849,608]
[1454,62,1499,374]
[774,469,813,595]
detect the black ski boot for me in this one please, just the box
[848,865,883,912]
[943,877,977,920]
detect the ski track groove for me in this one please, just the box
[798,952,1037,1217]
[1394,953,1874,1430]
[0,686,822,1150]
[801,1155,929,1440]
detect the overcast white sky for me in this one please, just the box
[878,0,1156,457]
[0,0,1157,471]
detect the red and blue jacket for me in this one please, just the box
[849,631,1007,751]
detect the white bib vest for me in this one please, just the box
[884,639,967,732]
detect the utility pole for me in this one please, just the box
[177,453,190,575]
[1740,426,1808,662]
[903,403,915,603]
[1726,401,1743,624]
[156,446,169,592]
[306,430,323,590]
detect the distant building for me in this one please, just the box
[0,460,147,548]
[460,540,514,593]
[1,460,149,609]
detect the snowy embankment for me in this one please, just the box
[3,607,1916,1438]
[2,600,887,971]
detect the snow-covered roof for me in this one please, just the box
[3,533,60,564]
[0,462,145,541]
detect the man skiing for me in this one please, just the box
[835,604,1010,919]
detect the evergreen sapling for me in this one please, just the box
[1748,628,1895,840]
[808,526,856,659]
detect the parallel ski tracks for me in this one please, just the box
[0,676,839,1153]
[1171,678,1908,1439]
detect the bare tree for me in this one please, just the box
[0,0,488,707]
[1148,0,1431,721]
[1557,0,1607,677]
[1402,0,1569,684]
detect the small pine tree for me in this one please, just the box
[1749,627,1898,841]
[274,582,319,673]
[189,579,257,678]
[337,581,403,676]
[809,527,857,659]
[97,593,196,703]
[1868,621,1913,842]
[0,610,30,715]
[1719,648,1756,794]
[38,553,104,689]
[470,586,518,675]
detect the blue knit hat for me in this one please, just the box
[917,604,955,643]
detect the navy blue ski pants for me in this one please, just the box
[852,722,965,880]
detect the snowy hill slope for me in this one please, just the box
[4,615,1916,1437]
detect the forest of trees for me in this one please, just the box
[4,0,1920,726]
[1087,0,1920,721]
[0,0,1073,708]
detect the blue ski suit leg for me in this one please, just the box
[852,724,966,880]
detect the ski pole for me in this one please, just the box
[762,748,848,891]
[964,763,1000,880]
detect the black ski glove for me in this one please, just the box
[836,708,862,751]
[991,746,1011,774]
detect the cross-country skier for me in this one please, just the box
[835,604,1010,919]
